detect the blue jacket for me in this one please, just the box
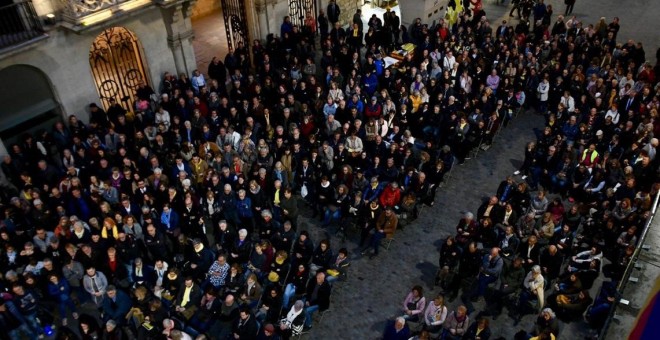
[102,289,132,325]
[374,59,384,76]
[236,197,253,218]
[48,279,72,302]
[160,210,180,232]
[347,98,364,114]
[562,122,579,142]
[363,73,379,96]
[363,182,384,202]
[383,320,410,340]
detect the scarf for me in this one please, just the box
[101,225,119,239]
[285,305,303,325]
[161,212,171,228]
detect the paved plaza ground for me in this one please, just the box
[298,110,559,339]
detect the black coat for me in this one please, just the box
[327,2,341,23]
[305,279,331,311]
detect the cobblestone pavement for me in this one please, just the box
[295,110,587,339]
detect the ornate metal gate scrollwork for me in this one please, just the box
[288,0,317,28]
[221,0,248,50]
[89,26,149,111]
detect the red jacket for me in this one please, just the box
[379,184,401,208]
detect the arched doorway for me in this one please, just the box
[0,65,61,151]
[288,0,318,28]
[191,0,248,77]
[89,26,150,112]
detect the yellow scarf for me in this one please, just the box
[274,189,281,205]
[101,226,119,239]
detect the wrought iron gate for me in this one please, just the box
[89,27,149,111]
[289,0,318,28]
[221,0,248,50]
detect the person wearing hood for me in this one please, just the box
[278,300,305,339]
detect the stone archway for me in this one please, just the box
[0,64,62,152]
[89,26,150,112]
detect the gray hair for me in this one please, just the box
[294,300,304,311]
[542,308,556,318]
[395,316,406,325]
[464,212,474,219]
[238,229,248,237]
[532,265,542,273]
[261,209,272,218]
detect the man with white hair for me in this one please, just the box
[512,265,546,323]
[383,316,410,339]
[230,229,251,264]
[455,212,478,249]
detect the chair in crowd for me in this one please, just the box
[443,156,459,183]
[383,236,396,250]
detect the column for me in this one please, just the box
[159,0,198,75]
[167,35,186,75]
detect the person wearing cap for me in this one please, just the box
[365,96,383,120]
[278,300,305,337]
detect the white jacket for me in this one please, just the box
[523,271,545,311]
[537,82,550,101]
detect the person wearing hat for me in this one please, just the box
[365,96,383,120]
[279,300,306,337]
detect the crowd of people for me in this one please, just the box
[379,2,660,340]
[0,0,658,339]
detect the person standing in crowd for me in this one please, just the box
[327,0,341,25]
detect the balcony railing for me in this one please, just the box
[0,1,45,51]
[62,0,153,27]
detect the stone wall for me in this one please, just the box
[192,0,221,19]
[334,0,358,26]
[0,6,178,123]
